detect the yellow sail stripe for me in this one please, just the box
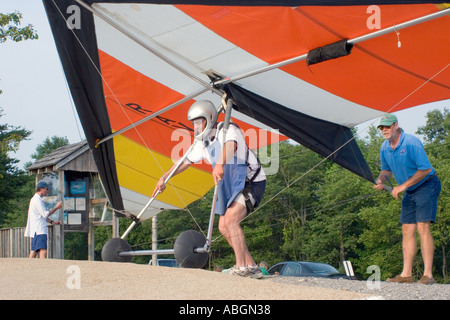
[113,135,213,209]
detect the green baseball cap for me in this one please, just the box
[377,114,398,128]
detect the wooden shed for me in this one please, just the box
[27,140,111,260]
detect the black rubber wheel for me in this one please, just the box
[174,230,209,269]
[101,238,132,262]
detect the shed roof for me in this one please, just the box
[27,140,96,174]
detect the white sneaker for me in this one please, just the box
[228,265,250,277]
[247,266,263,279]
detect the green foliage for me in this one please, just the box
[24,135,70,169]
[0,11,39,95]
[0,110,32,226]
[357,200,403,279]
[31,136,69,161]
[0,11,38,43]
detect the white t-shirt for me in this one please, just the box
[24,193,50,237]
[187,123,265,182]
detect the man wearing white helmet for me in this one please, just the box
[153,100,266,278]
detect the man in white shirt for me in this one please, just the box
[153,100,266,278]
[24,181,62,258]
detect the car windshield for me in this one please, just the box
[307,263,339,274]
[158,260,179,267]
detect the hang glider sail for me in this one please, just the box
[43,0,450,221]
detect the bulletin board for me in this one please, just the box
[64,171,90,232]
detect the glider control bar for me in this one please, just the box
[120,141,197,240]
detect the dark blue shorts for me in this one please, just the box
[31,234,47,252]
[246,180,266,208]
[400,174,441,224]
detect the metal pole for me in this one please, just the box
[151,215,158,265]
[204,184,218,250]
[95,88,209,146]
[204,98,234,249]
[120,141,197,239]
[213,8,450,87]
[119,248,175,257]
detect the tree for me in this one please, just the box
[1,11,39,95]
[416,108,449,145]
[0,109,32,226]
[30,135,69,161]
[0,11,38,43]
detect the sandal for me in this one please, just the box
[386,275,413,283]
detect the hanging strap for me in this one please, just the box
[241,146,262,213]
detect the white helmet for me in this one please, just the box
[187,100,218,141]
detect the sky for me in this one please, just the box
[0,1,448,169]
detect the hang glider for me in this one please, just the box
[43,0,450,224]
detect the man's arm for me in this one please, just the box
[374,170,393,190]
[152,160,191,197]
[45,201,63,225]
[390,168,431,199]
[373,169,431,199]
[34,197,62,219]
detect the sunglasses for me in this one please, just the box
[192,118,204,126]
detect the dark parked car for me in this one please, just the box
[268,261,350,279]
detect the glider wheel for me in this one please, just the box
[174,230,209,269]
[101,238,132,262]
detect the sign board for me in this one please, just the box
[64,171,90,232]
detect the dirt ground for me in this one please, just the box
[0,258,371,300]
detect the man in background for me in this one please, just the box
[25,181,62,258]
[373,114,441,285]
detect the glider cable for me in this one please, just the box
[212,61,450,245]
[50,0,203,230]
[75,0,223,97]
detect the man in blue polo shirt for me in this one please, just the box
[374,114,441,285]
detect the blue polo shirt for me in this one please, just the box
[380,131,434,191]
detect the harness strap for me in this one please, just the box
[242,146,262,213]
